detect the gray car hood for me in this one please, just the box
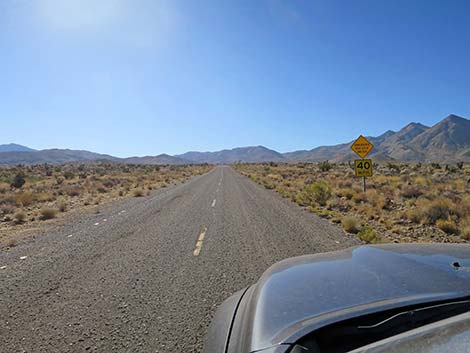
[242,244,470,352]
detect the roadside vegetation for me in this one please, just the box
[234,161,470,244]
[0,163,211,241]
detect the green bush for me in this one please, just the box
[297,181,332,207]
[11,173,26,189]
[357,225,377,243]
[318,161,332,172]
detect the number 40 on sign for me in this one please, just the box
[355,159,373,177]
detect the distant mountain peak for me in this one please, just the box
[443,114,468,123]
[176,145,285,164]
[0,143,36,153]
[404,122,429,129]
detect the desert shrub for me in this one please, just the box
[405,208,423,224]
[387,163,401,172]
[133,189,144,197]
[14,211,26,223]
[453,179,466,192]
[318,161,332,172]
[11,173,26,189]
[366,190,386,210]
[461,218,470,240]
[1,204,15,215]
[338,188,354,200]
[311,181,332,206]
[460,195,470,218]
[64,185,82,197]
[95,184,108,193]
[462,228,470,240]
[94,196,102,205]
[40,208,58,220]
[342,216,360,233]
[445,165,458,173]
[58,202,67,212]
[337,180,352,188]
[352,192,368,204]
[457,162,464,170]
[436,219,458,234]
[0,182,10,193]
[103,179,117,188]
[298,181,332,206]
[55,176,64,185]
[357,225,377,243]
[63,170,75,180]
[262,180,276,190]
[414,176,428,186]
[0,193,16,206]
[15,192,33,207]
[400,186,423,199]
[421,198,456,224]
[36,192,55,202]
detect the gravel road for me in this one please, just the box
[0,166,359,353]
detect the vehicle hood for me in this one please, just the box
[244,243,470,352]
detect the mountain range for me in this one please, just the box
[1,114,469,165]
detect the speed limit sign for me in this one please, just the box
[355,159,373,177]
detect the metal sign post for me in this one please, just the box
[351,136,374,192]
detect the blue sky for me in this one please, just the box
[1,0,469,157]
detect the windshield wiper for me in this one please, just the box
[357,299,470,330]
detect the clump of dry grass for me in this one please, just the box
[15,192,33,207]
[14,211,26,223]
[65,185,82,197]
[4,237,17,248]
[337,188,354,200]
[133,189,144,197]
[436,219,458,235]
[58,202,67,212]
[461,218,470,240]
[352,192,368,204]
[40,208,58,220]
[400,185,423,199]
[420,198,456,225]
[342,216,360,234]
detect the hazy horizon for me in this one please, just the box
[1,0,470,157]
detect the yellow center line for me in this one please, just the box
[193,227,207,256]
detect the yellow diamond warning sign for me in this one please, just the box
[351,135,374,159]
